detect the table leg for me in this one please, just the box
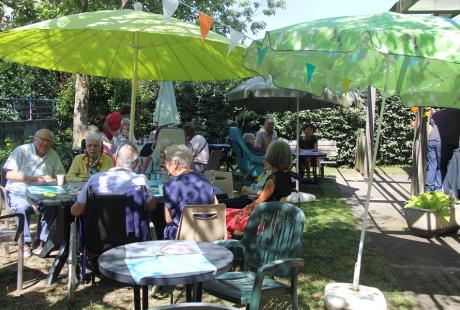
[45,241,69,285]
[142,285,148,309]
[45,204,73,285]
[133,285,141,310]
[195,282,203,302]
[185,284,193,302]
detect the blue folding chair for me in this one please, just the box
[228,127,265,179]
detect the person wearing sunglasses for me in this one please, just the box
[2,128,65,257]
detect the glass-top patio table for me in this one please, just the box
[99,240,234,310]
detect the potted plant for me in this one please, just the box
[404,191,459,237]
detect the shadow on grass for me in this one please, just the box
[0,260,132,310]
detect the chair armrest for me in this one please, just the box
[0,213,24,241]
[256,258,304,276]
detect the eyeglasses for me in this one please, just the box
[86,144,100,149]
[34,136,53,144]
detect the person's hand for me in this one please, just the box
[36,175,54,183]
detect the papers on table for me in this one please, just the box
[126,240,202,258]
[27,185,68,195]
[125,254,217,282]
[124,241,216,282]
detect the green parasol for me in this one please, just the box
[0,9,253,139]
[244,11,460,290]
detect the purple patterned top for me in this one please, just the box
[163,171,215,240]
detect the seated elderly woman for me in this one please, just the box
[66,132,113,182]
[162,144,218,240]
[225,140,294,238]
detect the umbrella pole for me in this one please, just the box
[296,97,300,192]
[352,85,389,290]
[129,33,139,141]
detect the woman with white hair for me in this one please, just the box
[162,144,217,240]
[111,117,131,154]
[66,132,113,181]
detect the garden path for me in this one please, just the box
[334,167,460,310]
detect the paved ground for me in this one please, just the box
[333,167,460,310]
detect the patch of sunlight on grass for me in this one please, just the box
[296,178,414,309]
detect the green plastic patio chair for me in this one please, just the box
[203,201,305,310]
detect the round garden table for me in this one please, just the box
[98,240,234,310]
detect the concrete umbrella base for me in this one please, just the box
[324,283,387,310]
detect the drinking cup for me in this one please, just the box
[56,174,65,186]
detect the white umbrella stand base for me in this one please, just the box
[285,191,316,204]
[324,283,387,310]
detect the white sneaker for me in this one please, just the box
[24,244,32,258]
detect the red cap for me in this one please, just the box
[106,112,122,131]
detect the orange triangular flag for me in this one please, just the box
[199,12,214,42]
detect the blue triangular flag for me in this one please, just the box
[306,63,315,83]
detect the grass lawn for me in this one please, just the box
[295,177,413,309]
[0,173,414,309]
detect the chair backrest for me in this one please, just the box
[204,170,234,198]
[228,127,265,177]
[176,204,227,242]
[206,149,223,171]
[151,128,186,160]
[318,139,338,158]
[84,187,150,254]
[242,201,304,277]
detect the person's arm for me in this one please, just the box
[5,171,52,183]
[71,201,86,216]
[214,195,219,204]
[66,156,85,182]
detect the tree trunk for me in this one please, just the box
[71,0,89,149]
[72,74,89,149]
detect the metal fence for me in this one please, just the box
[0,98,58,121]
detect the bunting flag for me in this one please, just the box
[306,63,315,83]
[257,44,268,66]
[162,0,179,22]
[199,13,214,41]
[228,28,244,54]
[121,0,128,9]
[342,78,351,93]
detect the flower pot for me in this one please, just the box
[404,204,460,237]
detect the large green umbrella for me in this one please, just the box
[0,9,253,138]
[244,12,460,290]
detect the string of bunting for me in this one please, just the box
[121,1,353,89]
[121,0,251,55]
